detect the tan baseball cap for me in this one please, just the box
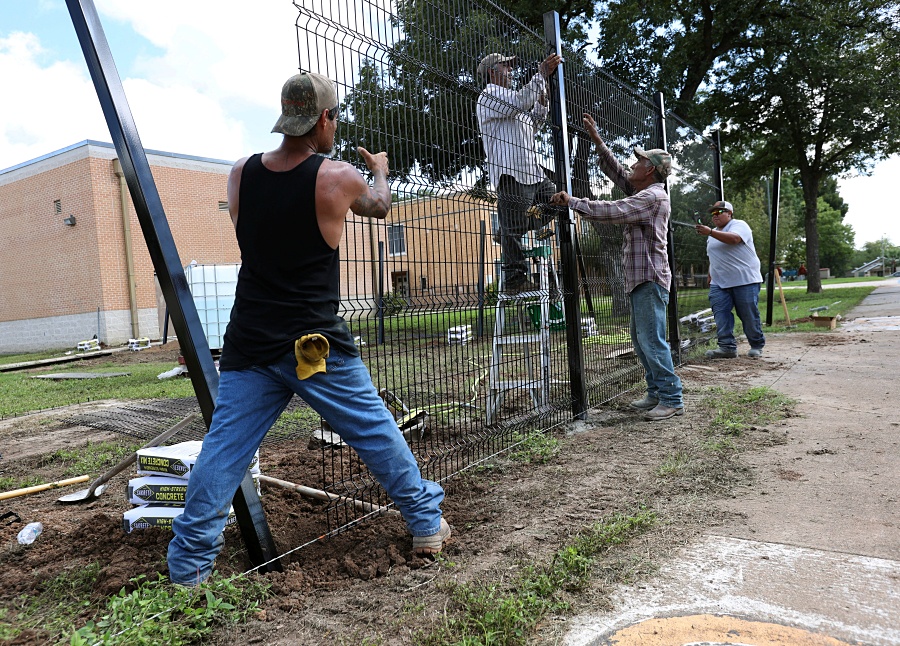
[634,147,673,178]
[477,53,516,79]
[271,72,338,137]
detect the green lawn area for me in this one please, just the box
[759,285,875,331]
[0,349,75,366]
[0,362,195,418]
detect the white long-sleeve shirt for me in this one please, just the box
[476,74,548,187]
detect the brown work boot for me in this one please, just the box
[413,518,451,556]
[644,403,685,421]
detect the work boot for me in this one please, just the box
[747,348,763,358]
[644,404,685,421]
[705,347,737,359]
[413,518,451,556]
[629,394,659,410]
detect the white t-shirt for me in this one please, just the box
[476,75,548,187]
[707,218,763,288]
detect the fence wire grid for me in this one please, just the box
[285,0,722,532]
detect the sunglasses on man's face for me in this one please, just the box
[327,106,339,120]
[711,209,729,215]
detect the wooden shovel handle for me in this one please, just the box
[0,475,90,501]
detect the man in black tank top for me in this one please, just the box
[168,73,449,586]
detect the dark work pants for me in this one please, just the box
[496,174,557,285]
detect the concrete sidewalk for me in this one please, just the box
[566,283,900,646]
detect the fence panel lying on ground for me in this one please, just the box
[290,0,721,533]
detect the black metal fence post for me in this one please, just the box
[656,92,681,363]
[766,168,782,325]
[543,11,586,420]
[65,0,280,573]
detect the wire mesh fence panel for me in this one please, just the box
[290,0,718,533]
[665,113,721,356]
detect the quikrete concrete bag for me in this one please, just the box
[136,441,259,479]
[122,504,237,533]
[127,475,260,505]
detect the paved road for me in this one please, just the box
[566,283,900,646]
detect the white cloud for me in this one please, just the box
[0,32,108,168]
[123,79,247,161]
[95,0,301,108]
[838,155,900,248]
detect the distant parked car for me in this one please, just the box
[891,270,900,277]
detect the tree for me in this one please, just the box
[591,0,790,121]
[712,0,900,292]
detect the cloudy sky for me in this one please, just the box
[1,1,896,250]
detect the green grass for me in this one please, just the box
[759,285,875,330]
[0,349,75,365]
[417,508,656,646]
[655,450,692,478]
[42,440,143,478]
[704,386,794,436]
[69,573,269,646]
[0,475,45,492]
[0,564,104,641]
[508,431,560,464]
[0,362,195,417]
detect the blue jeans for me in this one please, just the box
[709,283,765,352]
[167,346,444,585]
[629,282,683,408]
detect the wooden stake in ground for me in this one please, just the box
[774,269,791,325]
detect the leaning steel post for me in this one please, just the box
[543,11,587,420]
[65,0,281,573]
[656,91,681,364]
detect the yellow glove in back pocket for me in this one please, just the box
[294,334,330,380]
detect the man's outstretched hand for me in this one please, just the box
[550,191,571,206]
[582,113,603,145]
[357,146,389,176]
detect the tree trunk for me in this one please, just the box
[799,171,822,293]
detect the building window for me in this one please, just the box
[53,199,62,215]
[218,201,229,211]
[491,210,500,244]
[387,224,406,256]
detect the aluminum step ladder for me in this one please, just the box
[485,246,562,424]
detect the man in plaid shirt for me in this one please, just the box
[550,113,684,421]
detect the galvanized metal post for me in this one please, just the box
[65,0,280,573]
[713,130,725,201]
[477,219,486,339]
[377,241,385,345]
[766,168,782,325]
[656,92,681,363]
[543,11,586,420]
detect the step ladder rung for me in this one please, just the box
[494,334,543,344]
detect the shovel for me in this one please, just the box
[57,412,198,504]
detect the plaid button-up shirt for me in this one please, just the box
[567,140,671,294]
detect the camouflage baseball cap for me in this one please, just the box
[271,72,338,137]
[634,147,673,178]
[477,53,516,79]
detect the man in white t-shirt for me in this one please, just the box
[695,200,765,358]
[476,51,561,293]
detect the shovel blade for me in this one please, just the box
[57,483,108,504]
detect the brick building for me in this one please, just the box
[0,141,503,354]
[0,140,238,353]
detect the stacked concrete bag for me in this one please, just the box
[123,440,259,532]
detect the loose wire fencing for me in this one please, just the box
[289,0,723,533]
